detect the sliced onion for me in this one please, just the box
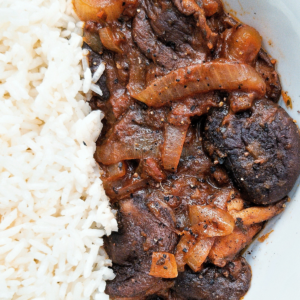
[227,198,244,212]
[73,0,125,22]
[83,30,103,54]
[104,162,126,181]
[175,233,196,272]
[185,237,215,272]
[130,62,266,107]
[99,27,122,54]
[230,200,285,226]
[116,178,147,200]
[189,205,235,237]
[142,158,166,182]
[208,224,262,267]
[96,112,163,165]
[149,252,178,278]
[162,124,189,171]
[226,25,262,64]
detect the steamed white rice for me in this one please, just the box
[0,0,117,299]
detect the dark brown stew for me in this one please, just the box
[73,0,300,299]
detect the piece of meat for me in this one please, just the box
[171,92,220,118]
[105,196,178,298]
[133,9,179,70]
[143,0,208,62]
[106,263,174,299]
[204,99,300,204]
[144,0,193,48]
[104,196,178,266]
[138,158,167,182]
[104,53,134,118]
[171,0,218,49]
[147,194,179,234]
[172,257,251,300]
[256,49,282,103]
[229,91,256,113]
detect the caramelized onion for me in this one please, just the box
[226,25,262,64]
[227,198,244,212]
[104,162,126,181]
[230,200,285,226]
[83,30,103,54]
[189,205,235,237]
[131,63,266,107]
[185,237,215,272]
[96,134,162,165]
[96,111,163,165]
[150,252,178,278]
[175,233,196,272]
[208,224,262,267]
[202,0,221,16]
[162,124,189,171]
[73,0,125,22]
[99,27,122,54]
[115,178,147,200]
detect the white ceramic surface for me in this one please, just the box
[223,0,300,299]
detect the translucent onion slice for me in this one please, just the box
[116,178,147,200]
[130,62,266,107]
[83,30,103,54]
[96,130,162,165]
[189,205,235,237]
[226,25,262,64]
[162,124,189,171]
[227,198,244,212]
[230,200,285,226]
[185,237,215,272]
[175,233,196,272]
[73,0,125,22]
[95,110,163,165]
[99,27,122,54]
[104,162,126,182]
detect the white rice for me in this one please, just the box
[0,0,117,299]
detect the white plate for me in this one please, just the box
[224,0,300,299]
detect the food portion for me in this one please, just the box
[73,0,300,299]
[204,99,300,205]
[173,257,252,300]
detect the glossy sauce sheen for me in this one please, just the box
[74,0,300,298]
